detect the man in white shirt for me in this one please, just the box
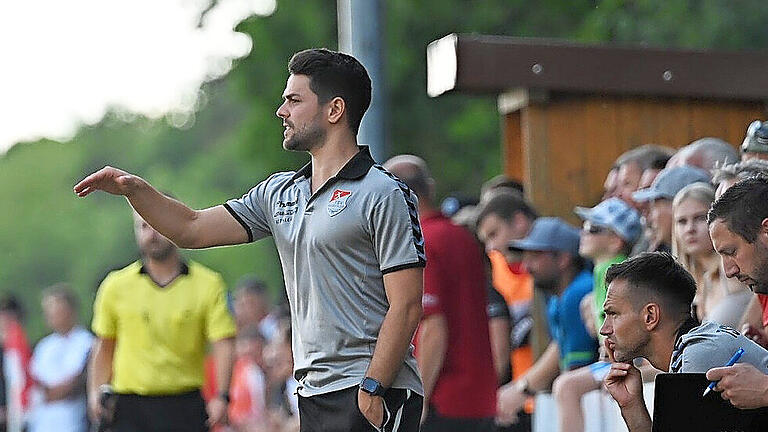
[28,284,93,432]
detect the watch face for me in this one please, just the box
[360,378,382,395]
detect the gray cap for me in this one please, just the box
[574,197,643,244]
[508,217,580,255]
[632,165,711,202]
[741,120,768,154]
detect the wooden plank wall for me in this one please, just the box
[503,96,766,225]
[503,97,765,361]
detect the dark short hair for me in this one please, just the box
[605,252,696,316]
[288,48,371,135]
[0,295,24,321]
[476,190,538,225]
[708,175,768,243]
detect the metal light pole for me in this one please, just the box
[337,0,387,161]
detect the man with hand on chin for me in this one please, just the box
[600,252,768,432]
[75,48,425,431]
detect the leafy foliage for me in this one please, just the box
[2,0,768,340]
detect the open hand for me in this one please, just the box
[73,166,142,198]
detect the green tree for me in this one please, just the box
[3,0,768,340]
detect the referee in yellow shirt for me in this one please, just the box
[88,211,236,431]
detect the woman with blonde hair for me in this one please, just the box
[672,182,751,326]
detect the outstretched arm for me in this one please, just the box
[74,166,248,248]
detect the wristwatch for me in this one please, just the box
[359,377,387,396]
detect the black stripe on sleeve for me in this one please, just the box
[223,203,254,243]
[373,165,427,263]
[381,260,427,275]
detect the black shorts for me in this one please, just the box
[298,386,422,432]
[421,405,495,432]
[110,390,208,432]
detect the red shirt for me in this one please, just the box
[758,294,768,327]
[3,319,33,412]
[414,211,496,418]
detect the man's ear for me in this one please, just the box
[327,97,345,125]
[643,303,661,331]
[512,212,530,235]
[556,252,572,273]
[608,234,625,255]
[760,218,768,235]
[427,178,436,201]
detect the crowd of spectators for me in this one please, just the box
[3,119,768,432]
[0,276,299,432]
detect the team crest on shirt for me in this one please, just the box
[328,189,352,217]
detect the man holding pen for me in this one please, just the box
[600,253,768,432]
[708,176,768,408]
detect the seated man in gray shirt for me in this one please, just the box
[600,252,768,432]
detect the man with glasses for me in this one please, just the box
[551,198,642,432]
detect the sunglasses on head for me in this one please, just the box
[582,221,607,235]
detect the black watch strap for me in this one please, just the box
[359,377,387,396]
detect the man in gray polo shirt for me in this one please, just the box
[74,48,425,431]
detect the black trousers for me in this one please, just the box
[298,386,422,432]
[421,405,496,432]
[110,391,208,432]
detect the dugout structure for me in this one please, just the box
[428,34,768,223]
[427,34,768,357]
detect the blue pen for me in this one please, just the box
[702,347,744,396]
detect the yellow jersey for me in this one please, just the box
[92,260,236,395]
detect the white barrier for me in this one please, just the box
[533,382,655,432]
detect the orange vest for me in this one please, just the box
[489,250,534,380]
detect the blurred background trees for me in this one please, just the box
[3,0,768,339]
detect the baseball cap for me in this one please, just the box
[632,165,711,202]
[508,217,580,255]
[574,198,642,244]
[741,120,768,154]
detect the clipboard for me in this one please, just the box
[652,373,768,432]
